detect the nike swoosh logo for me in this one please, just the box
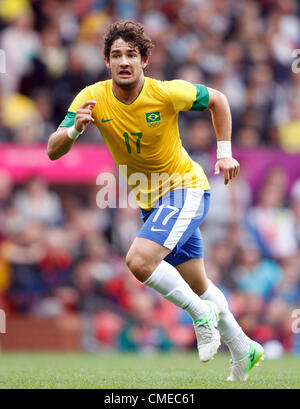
[101,118,114,123]
[151,226,167,232]
[249,352,255,363]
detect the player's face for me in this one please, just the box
[105,38,148,88]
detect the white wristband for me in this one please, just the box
[217,141,232,159]
[67,125,83,141]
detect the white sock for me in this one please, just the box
[200,279,250,360]
[143,260,210,321]
[226,333,252,362]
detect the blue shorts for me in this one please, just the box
[137,189,210,267]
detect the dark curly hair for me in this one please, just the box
[104,20,154,60]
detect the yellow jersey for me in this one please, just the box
[60,77,210,209]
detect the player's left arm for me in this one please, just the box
[166,80,239,185]
[207,87,240,185]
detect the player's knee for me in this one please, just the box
[125,252,151,282]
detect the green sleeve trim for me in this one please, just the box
[59,111,76,127]
[190,84,209,111]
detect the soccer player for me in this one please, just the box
[47,21,264,380]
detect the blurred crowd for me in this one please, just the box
[0,0,300,356]
[0,165,299,355]
[0,0,300,150]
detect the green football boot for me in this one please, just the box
[227,340,264,381]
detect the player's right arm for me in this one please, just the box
[47,100,96,160]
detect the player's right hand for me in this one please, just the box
[75,100,96,132]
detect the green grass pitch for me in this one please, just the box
[0,352,299,389]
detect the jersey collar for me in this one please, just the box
[111,77,147,108]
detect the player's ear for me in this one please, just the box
[142,56,149,70]
[104,55,110,70]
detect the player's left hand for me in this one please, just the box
[214,157,240,185]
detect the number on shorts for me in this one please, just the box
[152,204,179,225]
